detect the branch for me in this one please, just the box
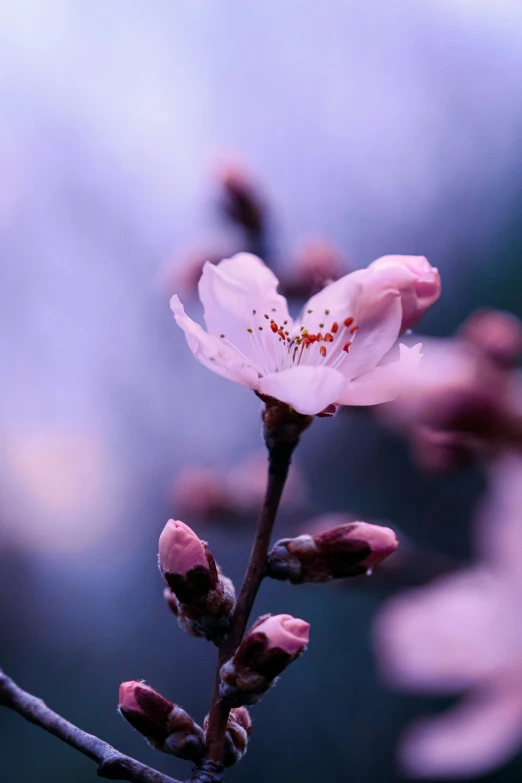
[0,669,184,783]
[203,404,311,770]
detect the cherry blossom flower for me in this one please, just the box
[171,253,430,416]
[374,452,522,778]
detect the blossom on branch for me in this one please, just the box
[171,252,435,415]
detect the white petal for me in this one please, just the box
[258,365,346,416]
[400,684,522,779]
[170,295,259,388]
[198,254,291,371]
[338,343,422,406]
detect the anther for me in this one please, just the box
[320,346,327,357]
[307,309,313,314]
[258,326,263,331]
[319,323,324,328]
[331,322,339,333]
[343,341,352,352]
[344,317,354,328]
[247,328,253,333]
[324,333,333,342]
[264,314,269,320]
[350,325,359,334]
[252,309,257,314]
[325,309,330,315]
[220,334,225,338]
[270,323,278,333]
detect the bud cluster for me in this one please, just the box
[159,520,235,643]
[204,707,252,767]
[118,681,205,762]
[266,521,398,584]
[220,614,310,706]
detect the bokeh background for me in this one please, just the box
[1,1,522,782]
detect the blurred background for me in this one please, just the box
[1,1,522,782]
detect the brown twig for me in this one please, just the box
[0,668,183,783]
[203,405,311,773]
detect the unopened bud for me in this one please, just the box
[159,520,235,643]
[220,614,310,705]
[458,308,522,368]
[203,707,252,767]
[267,521,398,583]
[118,681,205,761]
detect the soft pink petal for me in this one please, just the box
[400,684,522,779]
[373,568,516,693]
[170,295,259,388]
[369,255,441,331]
[338,343,422,406]
[198,254,291,370]
[258,365,346,416]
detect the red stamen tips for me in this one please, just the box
[317,332,323,341]
[344,317,354,328]
[320,346,327,358]
[350,325,359,335]
[324,333,333,343]
[343,341,352,352]
[331,322,339,333]
[270,322,278,333]
[264,314,270,320]
[277,329,286,340]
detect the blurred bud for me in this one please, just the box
[203,707,252,767]
[281,237,346,298]
[118,681,205,761]
[458,309,522,369]
[159,520,235,643]
[220,614,310,705]
[368,255,441,331]
[214,157,265,241]
[267,521,398,583]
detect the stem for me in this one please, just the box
[0,669,183,783]
[203,405,310,772]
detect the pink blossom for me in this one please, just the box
[368,255,441,331]
[171,253,427,416]
[158,519,208,576]
[253,614,310,655]
[374,452,522,778]
[346,521,398,569]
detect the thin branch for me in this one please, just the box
[204,407,309,770]
[0,669,184,783]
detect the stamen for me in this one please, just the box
[331,322,339,333]
[307,309,313,314]
[252,309,257,314]
[220,334,225,338]
[270,323,278,333]
[258,326,263,330]
[344,317,354,328]
[325,309,330,315]
[264,314,269,320]
[277,329,286,340]
[343,341,352,352]
[319,322,324,328]
[320,346,327,357]
[317,332,323,341]
[301,328,309,335]
[271,308,276,312]
[350,325,359,334]
[324,333,333,342]
[247,328,253,333]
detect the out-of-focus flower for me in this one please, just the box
[213,155,267,247]
[118,681,205,760]
[281,237,348,299]
[220,613,310,705]
[378,311,522,470]
[368,255,441,331]
[171,451,306,520]
[374,452,522,778]
[171,252,426,416]
[266,520,398,583]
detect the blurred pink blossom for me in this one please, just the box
[171,451,307,519]
[374,451,522,778]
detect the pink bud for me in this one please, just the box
[253,614,310,656]
[369,255,441,331]
[348,522,398,570]
[118,681,173,744]
[458,308,522,368]
[159,519,208,576]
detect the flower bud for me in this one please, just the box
[267,521,398,583]
[203,707,252,767]
[220,614,310,706]
[368,255,441,331]
[159,520,235,643]
[118,681,205,761]
[458,308,522,369]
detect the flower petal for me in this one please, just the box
[373,567,515,694]
[170,295,259,388]
[399,684,522,779]
[258,365,345,416]
[198,254,291,372]
[337,343,422,406]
